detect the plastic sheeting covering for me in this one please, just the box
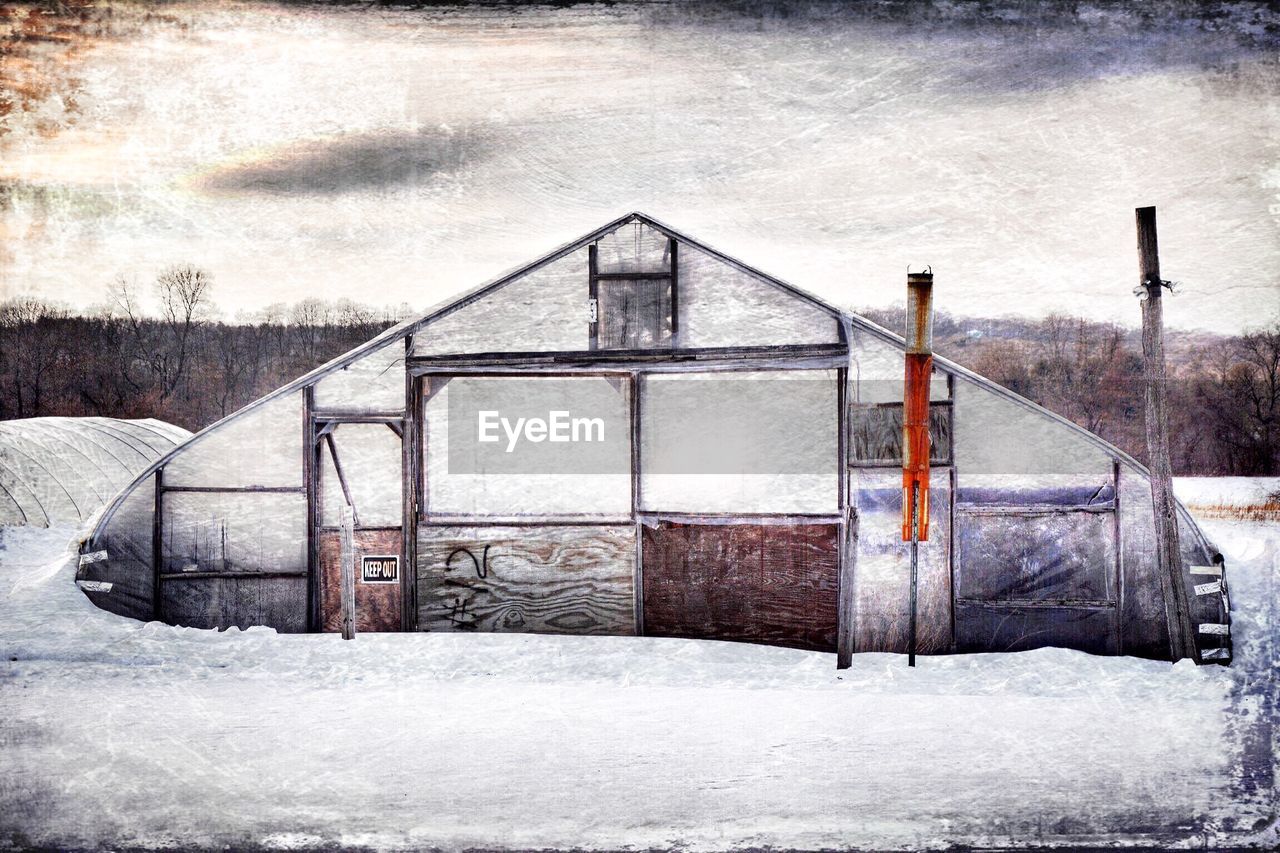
[414,248,590,355]
[0,417,191,527]
[677,245,840,348]
[163,393,304,489]
[423,376,632,517]
[640,371,838,514]
[314,337,407,413]
[319,423,403,527]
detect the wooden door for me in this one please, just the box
[641,521,839,652]
[318,528,402,632]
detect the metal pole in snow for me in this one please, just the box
[903,269,934,669]
[909,483,919,668]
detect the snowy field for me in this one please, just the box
[0,482,1275,850]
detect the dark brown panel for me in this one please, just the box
[417,525,635,635]
[641,522,838,653]
[318,528,403,633]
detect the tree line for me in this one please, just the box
[1,266,1276,475]
[0,264,412,431]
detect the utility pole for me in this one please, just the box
[1135,206,1197,663]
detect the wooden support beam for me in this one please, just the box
[304,384,318,633]
[1135,206,1197,663]
[588,242,599,351]
[403,364,422,631]
[151,466,164,620]
[160,485,305,494]
[669,238,680,348]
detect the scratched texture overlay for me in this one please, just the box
[1,2,1278,851]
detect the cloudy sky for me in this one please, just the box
[1,1,1277,333]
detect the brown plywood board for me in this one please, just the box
[417,525,635,635]
[641,522,838,652]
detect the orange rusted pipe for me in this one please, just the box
[903,271,933,541]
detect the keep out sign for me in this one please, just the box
[361,555,399,584]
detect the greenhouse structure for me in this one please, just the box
[1,417,190,528]
[77,213,1231,664]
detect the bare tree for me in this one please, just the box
[153,264,214,400]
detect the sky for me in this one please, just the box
[0,0,1278,334]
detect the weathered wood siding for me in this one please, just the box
[159,576,307,633]
[319,528,402,633]
[641,522,839,652]
[848,470,952,654]
[417,525,635,635]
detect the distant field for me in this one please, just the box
[1175,477,1280,521]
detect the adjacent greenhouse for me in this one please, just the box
[78,213,1232,664]
[0,417,191,527]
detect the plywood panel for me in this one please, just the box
[641,522,838,652]
[417,525,635,635]
[849,467,952,654]
[849,403,952,465]
[319,528,403,633]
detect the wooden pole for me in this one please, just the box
[1135,206,1197,663]
[339,502,356,641]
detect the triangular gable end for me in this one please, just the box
[413,213,843,357]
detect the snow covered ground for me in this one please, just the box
[0,486,1275,850]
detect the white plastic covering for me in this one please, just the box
[320,423,403,527]
[163,393,304,489]
[640,370,839,514]
[677,245,840,348]
[314,336,407,413]
[414,248,590,355]
[952,378,1115,480]
[849,330,950,403]
[0,417,191,527]
[422,376,631,517]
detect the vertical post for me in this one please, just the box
[304,384,317,633]
[151,466,164,621]
[903,270,934,668]
[1135,206,1197,662]
[837,350,856,669]
[588,243,600,350]
[339,502,356,641]
[401,335,418,632]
